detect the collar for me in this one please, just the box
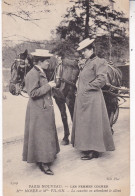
[34,65,44,73]
[34,65,47,78]
[90,53,96,60]
[80,55,97,71]
[85,54,96,63]
[78,59,87,71]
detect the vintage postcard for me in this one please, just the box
[2,0,130,195]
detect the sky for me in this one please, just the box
[2,0,129,44]
[2,0,71,43]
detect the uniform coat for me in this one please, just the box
[23,66,60,163]
[71,56,115,152]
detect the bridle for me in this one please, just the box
[10,55,78,98]
[60,78,76,87]
[10,58,31,96]
[59,58,79,88]
[55,58,78,88]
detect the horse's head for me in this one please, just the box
[53,56,63,88]
[9,50,34,95]
[56,57,80,94]
[43,55,63,88]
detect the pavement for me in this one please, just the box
[3,92,71,143]
[3,93,130,196]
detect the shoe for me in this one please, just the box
[38,163,54,175]
[81,151,99,160]
[93,151,99,158]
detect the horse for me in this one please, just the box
[9,50,80,145]
[102,64,122,132]
[9,50,34,95]
[9,49,122,143]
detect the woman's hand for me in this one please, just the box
[48,81,56,88]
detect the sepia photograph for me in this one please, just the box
[2,0,130,195]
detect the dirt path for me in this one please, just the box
[3,99,130,196]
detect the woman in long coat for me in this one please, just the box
[71,38,115,160]
[23,49,60,175]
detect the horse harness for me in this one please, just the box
[10,56,73,97]
[60,78,76,87]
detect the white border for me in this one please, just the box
[1,1,135,195]
[0,0,3,195]
[130,1,135,195]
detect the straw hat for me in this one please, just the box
[31,49,53,57]
[77,38,95,51]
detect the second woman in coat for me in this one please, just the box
[71,39,115,160]
[23,49,60,175]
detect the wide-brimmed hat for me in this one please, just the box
[31,49,53,57]
[77,38,95,51]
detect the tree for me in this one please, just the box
[2,0,55,61]
[54,0,129,62]
[56,0,128,41]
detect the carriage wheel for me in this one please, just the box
[112,105,119,125]
[109,105,119,135]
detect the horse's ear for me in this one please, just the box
[24,49,28,55]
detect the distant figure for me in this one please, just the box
[71,38,115,160]
[23,49,60,175]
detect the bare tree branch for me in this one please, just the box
[10,15,17,22]
[4,1,11,6]
[30,21,40,27]
[3,11,42,27]
[3,12,41,21]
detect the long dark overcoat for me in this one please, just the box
[23,66,60,163]
[71,56,115,152]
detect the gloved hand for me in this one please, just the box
[48,81,56,88]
